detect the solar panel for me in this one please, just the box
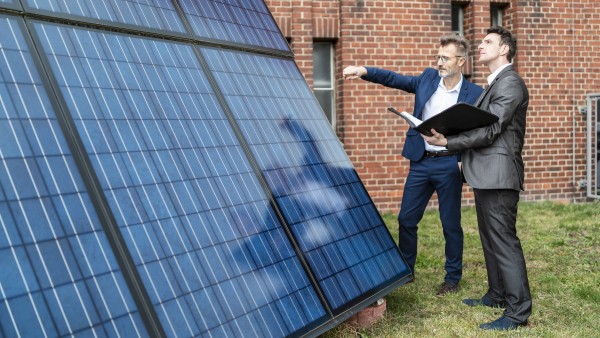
[0,15,148,337]
[202,49,409,311]
[179,0,291,52]
[25,0,187,34]
[1,1,411,337]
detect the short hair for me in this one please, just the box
[440,33,469,57]
[487,26,517,62]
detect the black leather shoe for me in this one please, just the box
[462,295,506,308]
[480,316,526,330]
[436,281,459,297]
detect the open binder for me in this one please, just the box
[388,102,499,137]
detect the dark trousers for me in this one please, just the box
[398,155,463,284]
[473,188,532,324]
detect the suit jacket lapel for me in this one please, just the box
[475,65,514,107]
[457,80,469,102]
[475,85,491,107]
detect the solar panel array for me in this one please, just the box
[0,1,411,337]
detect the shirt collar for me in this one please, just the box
[438,74,464,93]
[487,63,512,85]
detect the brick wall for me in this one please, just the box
[265,0,600,213]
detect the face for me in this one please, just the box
[435,44,464,79]
[478,33,507,65]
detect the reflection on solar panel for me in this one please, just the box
[0,1,411,337]
[203,49,408,311]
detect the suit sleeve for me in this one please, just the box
[361,67,423,94]
[446,74,525,151]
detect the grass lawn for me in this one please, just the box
[323,201,600,337]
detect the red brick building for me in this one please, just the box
[265,0,600,213]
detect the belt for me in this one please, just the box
[424,150,457,158]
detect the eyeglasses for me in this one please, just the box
[434,55,464,63]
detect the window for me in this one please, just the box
[491,4,505,27]
[313,41,336,127]
[451,4,464,34]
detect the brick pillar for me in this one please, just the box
[291,0,314,86]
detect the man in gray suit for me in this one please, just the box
[424,26,531,331]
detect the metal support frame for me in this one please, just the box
[585,93,600,198]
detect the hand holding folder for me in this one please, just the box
[388,103,499,137]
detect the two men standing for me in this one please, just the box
[344,27,531,330]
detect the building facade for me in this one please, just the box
[265,0,600,213]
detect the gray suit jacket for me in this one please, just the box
[446,65,528,191]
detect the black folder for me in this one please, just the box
[388,103,499,137]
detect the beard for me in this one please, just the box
[438,68,457,79]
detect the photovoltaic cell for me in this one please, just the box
[0,0,19,11]
[32,21,327,336]
[0,15,148,337]
[25,0,186,34]
[202,49,411,311]
[180,0,290,52]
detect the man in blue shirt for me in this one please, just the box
[343,34,483,296]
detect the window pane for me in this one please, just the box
[313,42,332,88]
[491,6,504,27]
[451,4,463,33]
[314,89,333,123]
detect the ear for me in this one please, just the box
[500,44,509,56]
